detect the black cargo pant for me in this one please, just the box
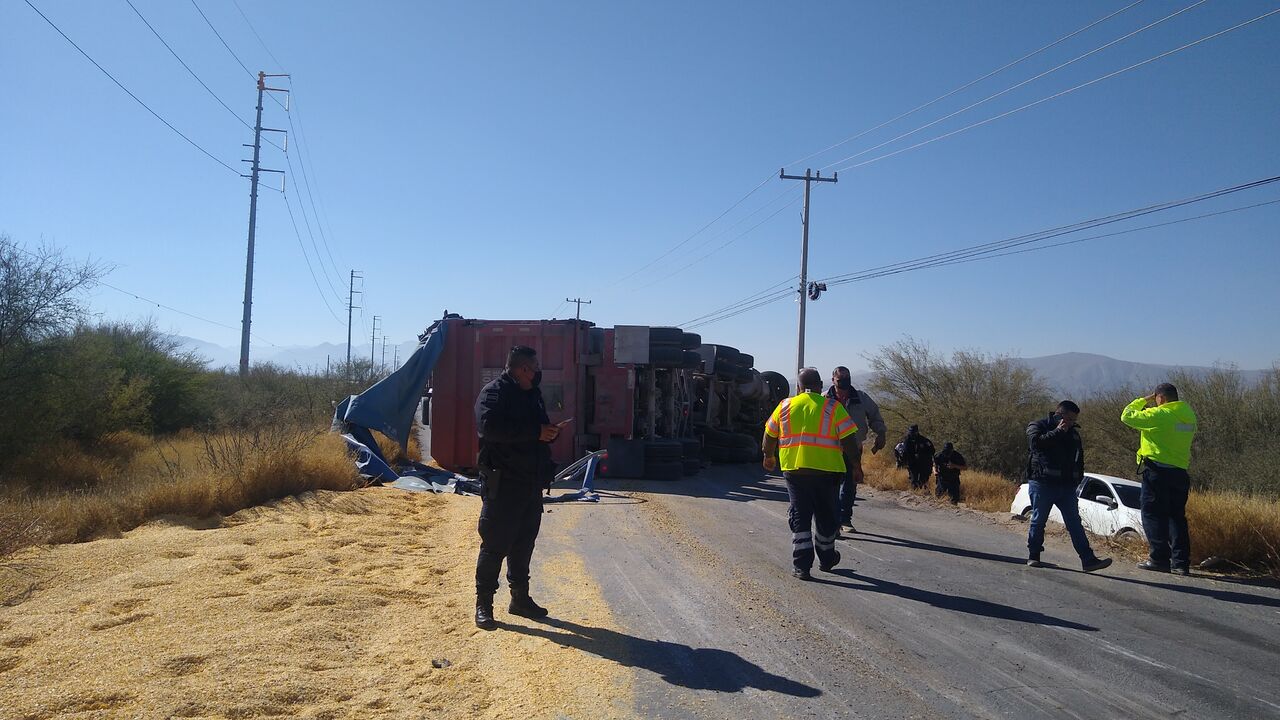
[935,473,960,503]
[475,473,544,597]
[784,471,842,571]
[1140,463,1192,570]
[908,463,932,489]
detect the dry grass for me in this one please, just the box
[0,429,359,548]
[373,422,423,464]
[860,449,1280,577]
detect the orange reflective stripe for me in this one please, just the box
[834,417,856,437]
[820,400,835,437]
[778,398,792,436]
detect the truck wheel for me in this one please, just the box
[647,346,686,366]
[680,332,702,349]
[649,327,685,344]
[645,459,684,481]
[681,458,701,476]
[735,353,755,369]
[643,439,682,462]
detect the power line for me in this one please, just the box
[123,0,284,153]
[821,0,1209,172]
[22,0,238,175]
[7,242,280,346]
[230,0,285,71]
[785,0,1147,170]
[678,276,797,327]
[282,85,345,286]
[832,6,1280,173]
[615,172,775,284]
[634,189,803,291]
[190,0,255,80]
[682,177,1280,330]
[817,175,1280,287]
[281,191,345,324]
[281,149,345,299]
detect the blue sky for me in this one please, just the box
[3,0,1277,375]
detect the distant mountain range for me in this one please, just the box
[177,337,1267,396]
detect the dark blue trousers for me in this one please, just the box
[1027,480,1098,562]
[784,472,842,571]
[1141,464,1192,569]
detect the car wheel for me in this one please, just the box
[1017,506,1032,521]
[1116,528,1143,542]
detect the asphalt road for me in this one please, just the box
[531,464,1280,719]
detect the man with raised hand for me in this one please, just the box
[1122,383,1198,576]
[1025,400,1112,573]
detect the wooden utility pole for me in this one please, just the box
[779,168,837,373]
[565,297,592,322]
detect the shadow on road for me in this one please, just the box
[609,465,791,504]
[1101,574,1280,608]
[502,618,821,697]
[817,569,1099,632]
[854,531,1028,566]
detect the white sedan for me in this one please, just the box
[1010,473,1144,541]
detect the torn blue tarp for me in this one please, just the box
[334,318,449,457]
[340,433,399,483]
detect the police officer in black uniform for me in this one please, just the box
[900,425,935,490]
[473,345,561,630]
[932,441,966,504]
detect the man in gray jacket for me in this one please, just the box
[825,366,888,532]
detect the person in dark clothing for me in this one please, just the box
[473,345,563,630]
[900,425,935,490]
[1025,400,1111,573]
[825,366,888,532]
[933,442,966,504]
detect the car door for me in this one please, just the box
[1077,477,1119,535]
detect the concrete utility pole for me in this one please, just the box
[393,345,399,370]
[565,297,592,322]
[381,335,388,372]
[779,168,838,372]
[238,71,289,376]
[370,315,380,368]
[347,270,362,368]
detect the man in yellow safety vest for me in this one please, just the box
[763,367,860,580]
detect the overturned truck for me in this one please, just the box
[424,316,789,480]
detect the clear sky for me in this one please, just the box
[3,0,1277,375]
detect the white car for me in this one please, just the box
[1010,473,1144,541]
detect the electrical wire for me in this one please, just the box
[678,275,798,327]
[832,6,1280,173]
[282,150,346,301]
[283,84,346,285]
[230,0,285,71]
[821,0,1208,172]
[817,175,1280,287]
[784,0,1147,170]
[281,191,346,324]
[634,190,804,291]
[22,0,239,175]
[615,172,775,284]
[123,0,283,153]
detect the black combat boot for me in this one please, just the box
[508,587,549,619]
[475,594,496,630]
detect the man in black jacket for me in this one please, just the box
[933,442,966,504]
[473,346,562,629]
[1025,401,1111,572]
[900,425,934,490]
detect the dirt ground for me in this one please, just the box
[0,488,632,719]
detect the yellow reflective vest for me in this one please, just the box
[1120,397,1197,470]
[765,391,858,473]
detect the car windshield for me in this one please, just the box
[1113,485,1141,509]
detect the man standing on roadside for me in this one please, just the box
[763,368,860,581]
[900,425,935,490]
[825,366,888,533]
[1121,383,1198,576]
[1025,400,1112,573]
[933,442,967,504]
[473,346,562,629]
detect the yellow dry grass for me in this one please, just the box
[1,430,359,547]
[0,488,632,719]
[860,449,1017,513]
[375,425,424,465]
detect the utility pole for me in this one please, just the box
[393,345,399,370]
[381,335,388,372]
[779,168,838,372]
[347,270,362,369]
[238,71,289,377]
[370,315,380,368]
[565,297,592,322]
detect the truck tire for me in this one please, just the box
[761,371,790,401]
[647,345,685,367]
[643,439,682,462]
[682,458,701,476]
[680,332,702,350]
[735,353,755,369]
[649,327,685,344]
[645,459,684,481]
[679,437,701,458]
[706,445,756,464]
[681,350,703,370]
[700,427,737,447]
